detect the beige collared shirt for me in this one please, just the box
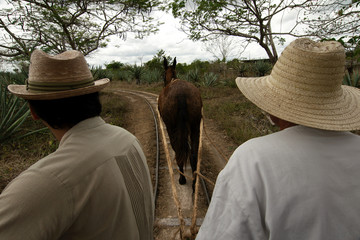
[0,117,154,240]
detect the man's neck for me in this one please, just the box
[43,121,70,141]
[51,128,70,141]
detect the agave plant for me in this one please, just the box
[343,71,360,88]
[90,66,112,80]
[0,79,30,143]
[235,63,248,77]
[253,60,272,77]
[202,72,218,87]
[0,72,45,143]
[187,68,201,83]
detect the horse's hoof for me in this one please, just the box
[179,176,186,185]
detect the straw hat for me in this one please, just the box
[8,50,109,100]
[236,38,360,131]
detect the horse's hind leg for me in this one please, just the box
[165,126,186,185]
[178,164,186,185]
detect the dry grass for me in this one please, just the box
[0,120,57,190]
[200,86,278,145]
[100,91,129,126]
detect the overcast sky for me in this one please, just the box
[85,11,222,67]
[85,9,297,67]
[85,11,216,67]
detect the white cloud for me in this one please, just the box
[86,12,217,67]
[85,9,299,67]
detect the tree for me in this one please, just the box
[299,1,360,41]
[0,0,161,62]
[144,49,172,71]
[299,0,360,61]
[168,0,312,64]
[204,35,246,62]
[105,61,124,71]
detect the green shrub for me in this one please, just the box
[142,69,162,84]
[112,69,131,82]
[129,64,145,84]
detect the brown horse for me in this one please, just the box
[158,57,203,190]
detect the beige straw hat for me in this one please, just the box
[8,49,109,100]
[236,38,360,131]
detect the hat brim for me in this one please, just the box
[236,76,360,131]
[8,78,110,100]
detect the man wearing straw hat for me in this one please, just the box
[197,38,360,239]
[0,50,154,239]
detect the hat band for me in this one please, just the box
[26,78,94,92]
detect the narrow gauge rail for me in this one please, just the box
[112,89,227,239]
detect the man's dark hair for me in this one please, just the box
[28,92,102,129]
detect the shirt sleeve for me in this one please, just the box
[196,145,268,240]
[0,169,72,240]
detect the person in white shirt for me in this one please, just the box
[197,38,360,240]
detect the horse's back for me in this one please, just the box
[158,80,202,120]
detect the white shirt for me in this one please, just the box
[197,125,360,239]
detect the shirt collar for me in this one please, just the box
[59,116,105,146]
[286,124,352,137]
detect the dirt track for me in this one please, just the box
[111,88,238,239]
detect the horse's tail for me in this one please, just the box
[174,95,190,168]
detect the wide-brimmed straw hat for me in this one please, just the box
[236,38,360,131]
[8,49,109,100]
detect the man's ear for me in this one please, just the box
[28,104,40,120]
[269,114,297,130]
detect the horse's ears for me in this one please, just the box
[173,57,177,67]
[163,57,168,69]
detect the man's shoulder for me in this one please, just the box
[238,126,294,148]
[238,125,355,148]
[228,126,312,167]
